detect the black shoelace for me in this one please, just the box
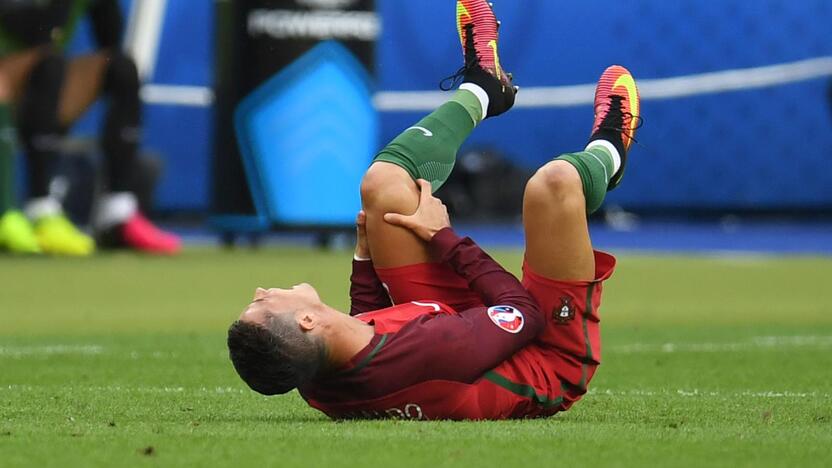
[601,95,644,145]
[439,24,479,91]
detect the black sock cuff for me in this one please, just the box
[463,67,512,118]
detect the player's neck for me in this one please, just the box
[321,311,375,370]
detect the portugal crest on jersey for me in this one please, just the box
[487,305,525,334]
[554,297,575,324]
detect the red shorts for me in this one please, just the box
[374,262,485,311]
[375,251,617,412]
[519,251,616,394]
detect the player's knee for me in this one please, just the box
[525,161,584,207]
[360,162,415,210]
[523,161,586,214]
[359,164,387,206]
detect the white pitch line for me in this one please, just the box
[589,388,830,399]
[128,351,180,359]
[0,384,247,395]
[374,55,832,111]
[609,335,832,354]
[0,345,103,358]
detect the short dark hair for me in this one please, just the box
[227,314,324,395]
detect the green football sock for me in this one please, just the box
[555,145,617,214]
[0,103,15,213]
[373,89,483,192]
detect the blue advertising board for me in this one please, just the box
[234,41,376,226]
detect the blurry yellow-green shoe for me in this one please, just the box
[34,214,95,256]
[0,210,41,254]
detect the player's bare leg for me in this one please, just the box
[524,161,595,280]
[360,162,428,267]
[524,66,641,281]
[361,0,516,268]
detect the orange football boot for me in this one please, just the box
[444,0,516,118]
[589,65,642,190]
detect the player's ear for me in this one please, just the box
[297,312,317,332]
[253,287,268,300]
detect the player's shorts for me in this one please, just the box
[520,250,616,394]
[484,250,616,417]
[374,262,485,312]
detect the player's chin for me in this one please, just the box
[295,283,321,299]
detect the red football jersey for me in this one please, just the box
[298,229,592,420]
[302,300,585,420]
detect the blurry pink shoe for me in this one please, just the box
[121,213,181,255]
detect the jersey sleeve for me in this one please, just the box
[374,301,541,385]
[430,228,541,314]
[349,259,392,316]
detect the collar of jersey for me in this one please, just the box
[340,333,389,375]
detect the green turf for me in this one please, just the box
[2,247,831,467]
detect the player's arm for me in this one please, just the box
[350,210,392,315]
[430,230,537,311]
[359,240,546,385]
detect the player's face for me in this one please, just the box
[239,283,323,324]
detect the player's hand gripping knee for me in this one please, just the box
[383,179,451,242]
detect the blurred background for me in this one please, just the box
[4,0,832,253]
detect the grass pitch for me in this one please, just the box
[1,246,831,467]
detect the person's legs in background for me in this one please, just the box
[16,50,95,256]
[77,52,181,255]
[0,69,40,254]
[55,0,178,254]
[8,48,180,256]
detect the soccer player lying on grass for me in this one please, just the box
[227,0,641,420]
